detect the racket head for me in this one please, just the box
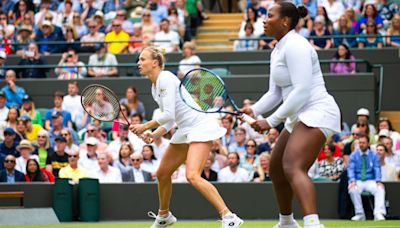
[179,67,240,115]
[81,84,121,122]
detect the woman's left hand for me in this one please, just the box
[129,124,147,135]
[250,119,271,133]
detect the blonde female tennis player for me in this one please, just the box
[130,46,243,228]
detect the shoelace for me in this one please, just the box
[148,211,158,219]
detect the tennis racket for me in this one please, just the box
[81,84,152,143]
[179,68,256,124]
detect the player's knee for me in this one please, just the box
[156,170,171,181]
[282,161,298,181]
[185,171,200,185]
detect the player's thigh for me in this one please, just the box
[157,143,189,176]
[186,141,213,174]
[283,122,326,171]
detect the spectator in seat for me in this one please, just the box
[46,136,69,178]
[20,95,42,126]
[15,139,39,174]
[55,0,74,27]
[386,15,400,48]
[81,0,98,22]
[79,125,109,152]
[351,108,377,135]
[87,43,118,77]
[239,7,264,38]
[119,86,146,119]
[0,128,18,158]
[201,153,218,181]
[62,81,84,128]
[376,144,399,182]
[14,25,34,56]
[17,43,48,79]
[19,115,43,142]
[381,137,399,169]
[210,139,228,172]
[55,49,87,79]
[330,44,356,74]
[78,137,101,172]
[108,124,130,160]
[128,23,144,54]
[44,91,73,131]
[151,133,170,160]
[154,18,180,53]
[220,116,235,149]
[123,152,153,182]
[0,154,25,182]
[34,0,57,26]
[141,144,159,176]
[240,139,259,174]
[80,20,105,53]
[177,41,201,78]
[167,6,185,38]
[11,0,35,27]
[348,135,386,221]
[218,152,250,182]
[316,5,333,33]
[375,118,400,149]
[3,108,20,136]
[0,91,8,121]
[309,15,332,50]
[253,152,271,182]
[107,9,133,35]
[59,148,88,184]
[62,26,81,53]
[1,69,26,108]
[318,143,344,181]
[105,19,129,54]
[234,22,259,51]
[321,0,345,24]
[147,0,168,24]
[33,130,54,169]
[357,19,383,49]
[357,4,383,33]
[258,127,280,154]
[25,158,54,182]
[228,127,247,155]
[35,20,63,55]
[61,128,79,154]
[71,12,88,38]
[333,15,357,48]
[113,142,134,176]
[91,152,122,183]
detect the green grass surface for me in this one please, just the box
[1,220,400,228]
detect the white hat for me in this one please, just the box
[357,108,370,116]
[85,137,98,146]
[16,139,35,152]
[378,129,390,137]
[0,50,6,59]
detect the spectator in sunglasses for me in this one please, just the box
[0,154,26,182]
[59,148,88,184]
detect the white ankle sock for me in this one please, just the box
[159,212,169,218]
[303,214,320,226]
[222,212,233,219]
[279,213,295,225]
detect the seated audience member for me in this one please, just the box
[1,70,26,108]
[110,104,130,140]
[357,19,383,48]
[17,43,48,79]
[127,115,146,153]
[148,0,168,24]
[25,158,54,182]
[44,91,73,130]
[47,111,65,147]
[46,136,69,178]
[210,139,228,172]
[19,115,43,142]
[218,152,250,182]
[377,0,398,27]
[220,116,235,149]
[55,50,87,79]
[80,19,105,53]
[108,124,130,160]
[381,137,399,169]
[258,127,280,153]
[239,7,264,38]
[14,25,34,55]
[113,142,134,176]
[321,0,345,23]
[123,153,153,182]
[119,87,146,119]
[59,149,88,184]
[15,140,39,174]
[348,135,386,221]
[356,4,383,33]
[294,17,309,38]
[240,139,259,174]
[309,15,332,50]
[61,128,79,154]
[376,118,400,150]
[91,152,122,183]
[0,128,19,158]
[376,144,399,182]
[0,92,8,121]
[140,9,159,41]
[141,145,159,175]
[63,26,81,53]
[78,137,101,171]
[386,15,400,48]
[87,44,118,77]
[318,143,344,181]
[79,125,109,152]
[154,18,180,53]
[228,128,247,155]
[201,153,218,181]
[33,130,55,168]
[128,23,144,54]
[234,22,258,51]
[20,95,42,126]
[351,108,376,135]
[253,152,271,182]
[317,137,342,161]
[35,20,63,55]
[105,19,129,54]
[333,15,357,48]
[62,81,84,128]
[330,44,356,74]
[177,41,201,78]
[171,164,187,183]
[0,155,26,182]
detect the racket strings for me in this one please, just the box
[182,70,227,112]
[81,86,120,121]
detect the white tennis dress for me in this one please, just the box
[151,71,226,144]
[251,30,341,134]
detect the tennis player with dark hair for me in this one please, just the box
[130,46,243,228]
[241,2,341,228]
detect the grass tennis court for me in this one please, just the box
[1,220,400,228]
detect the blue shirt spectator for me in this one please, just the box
[333,28,357,48]
[1,0,14,15]
[149,0,168,24]
[294,0,317,19]
[35,21,64,54]
[348,147,381,183]
[0,128,19,158]
[45,110,72,129]
[103,0,124,14]
[1,70,26,108]
[246,0,267,18]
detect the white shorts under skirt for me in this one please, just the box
[170,118,227,144]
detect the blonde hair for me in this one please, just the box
[388,14,400,34]
[256,152,271,182]
[142,46,166,69]
[183,41,196,51]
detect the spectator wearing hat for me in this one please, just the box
[0,128,19,157]
[14,25,34,55]
[35,20,63,55]
[44,91,73,131]
[106,9,134,35]
[16,43,48,79]
[46,135,69,178]
[87,43,118,77]
[78,137,101,171]
[80,19,105,52]
[59,148,88,184]
[0,91,9,121]
[19,115,43,142]
[20,95,42,126]
[0,50,6,79]
[0,155,26,182]
[375,118,400,151]
[351,108,377,135]
[1,69,26,108]
[47,111,66,147]
[105,19,130,54]
[92,10,106,34]
[15,139,39,174]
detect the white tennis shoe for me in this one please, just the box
[148,211,177,228]
[273,220,301,228]
[221,213,244,228]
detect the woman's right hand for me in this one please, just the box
[239,107,255,117]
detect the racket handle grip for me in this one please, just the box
[241,113,256,124]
